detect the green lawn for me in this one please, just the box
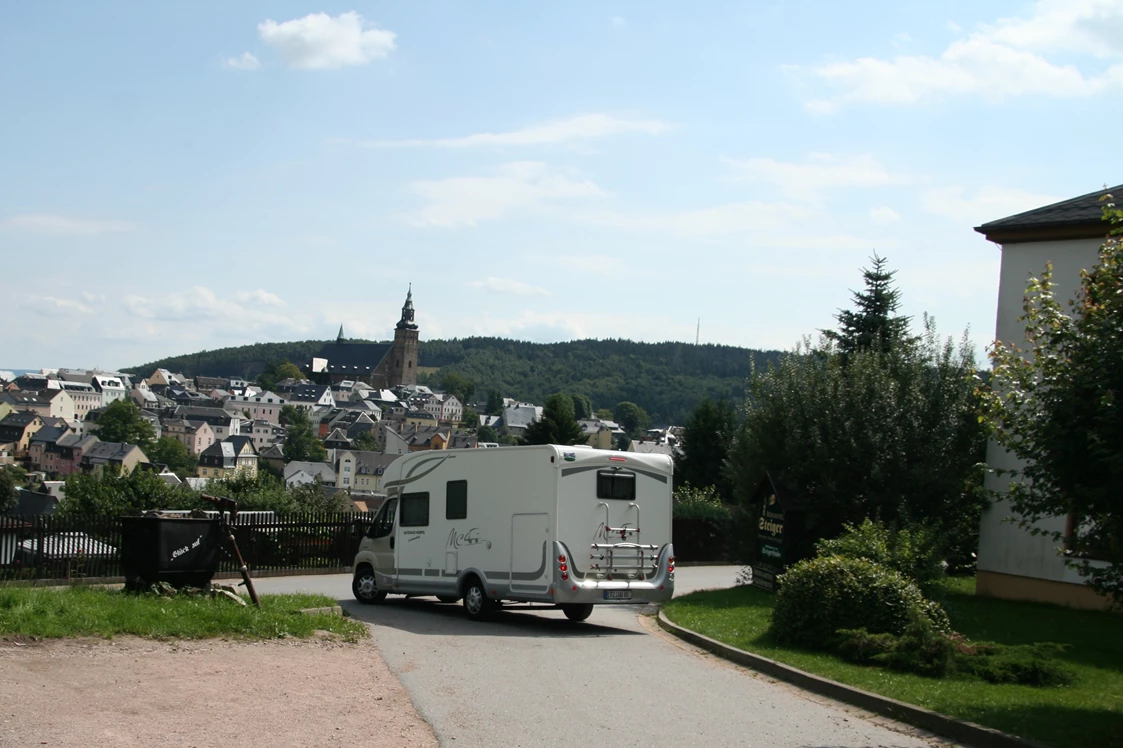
[664,578,1123,748]
[0,586,368,641]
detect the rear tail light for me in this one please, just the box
[561,572,569,581]
[560,564,567,572]
[558,554,567,563]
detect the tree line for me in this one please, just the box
[125,337,783,426]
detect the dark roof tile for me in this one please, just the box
[975,184,1122,241]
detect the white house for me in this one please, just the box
[91,375,127,407]
[225,391,287,425]
[974,183,1120,610]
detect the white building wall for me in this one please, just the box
[979,236,1103,586]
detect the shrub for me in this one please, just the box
[956,642,1074,687]
[673,484,733,562]
[770,555,950,649]
[837,626,1074,686]
[815,518,946,594]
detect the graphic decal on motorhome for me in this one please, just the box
[403,530,425,542]
[447,528,492,549]
[384,454,454,489]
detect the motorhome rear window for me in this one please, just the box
[446,480,467,520]
[400,492,430,527]
[596,470,636,501]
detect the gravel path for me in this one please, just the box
[0,635,436,748]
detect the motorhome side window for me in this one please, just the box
[446,480,467,520]
[400,492,430,527]
[368,498,397,539]
[596,470,636,501]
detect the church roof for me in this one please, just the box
[312,341,393,374]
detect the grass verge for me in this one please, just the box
[0,586,368,641]
[663,578,1123,748]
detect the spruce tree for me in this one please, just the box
[825,253,912,356]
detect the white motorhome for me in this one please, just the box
[351,444,675,621]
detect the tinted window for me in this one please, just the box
[597,471,636,501]
[367,498,397,539]
[446,480,467,520]
[400,492,430,527]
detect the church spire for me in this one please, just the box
[337,324,345,342]
[397,284,418,330]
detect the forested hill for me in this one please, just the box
[124,337,782,425]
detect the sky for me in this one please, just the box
[2,1,1121,371]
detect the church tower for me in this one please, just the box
[388,285,419,387]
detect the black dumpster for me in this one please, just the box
[120,516,223,591]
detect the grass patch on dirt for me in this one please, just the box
[663,579,1123,748]
[0,586,367,641]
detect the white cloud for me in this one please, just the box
[27,295,94,316]
[724,153,909,199]
[362,113,669,148]
[610,16,626,28]
[586,200,812,236]
[921,185,1060,226]
[3,213,135,235]
[235,289,287,307]
[124,286,300,331]
[258,11,396,70]
[984,0,1123,59]
[223,52,260,70]
[870,206,901,223]
[806,0,1123,109]
[404,161,609,228]
[468,277,551,297]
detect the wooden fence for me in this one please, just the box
[0,512,373,583]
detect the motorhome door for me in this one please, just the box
[366,498,398,585]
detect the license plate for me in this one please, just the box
[603,590,632,600]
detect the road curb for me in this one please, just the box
[656,611,1047,748]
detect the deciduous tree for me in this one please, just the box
[675,397,737,496]
[93,400,156,450]
[350,430,380,452]
[570,394,594,421]
[729,256,986,564]
[614,401,649,438]
[281,405,328,463]
[0,467,18,513]
[462,407,480,429]
[441,371,477,406]
[147,436,197,476]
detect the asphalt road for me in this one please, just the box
[255,567,952,748]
